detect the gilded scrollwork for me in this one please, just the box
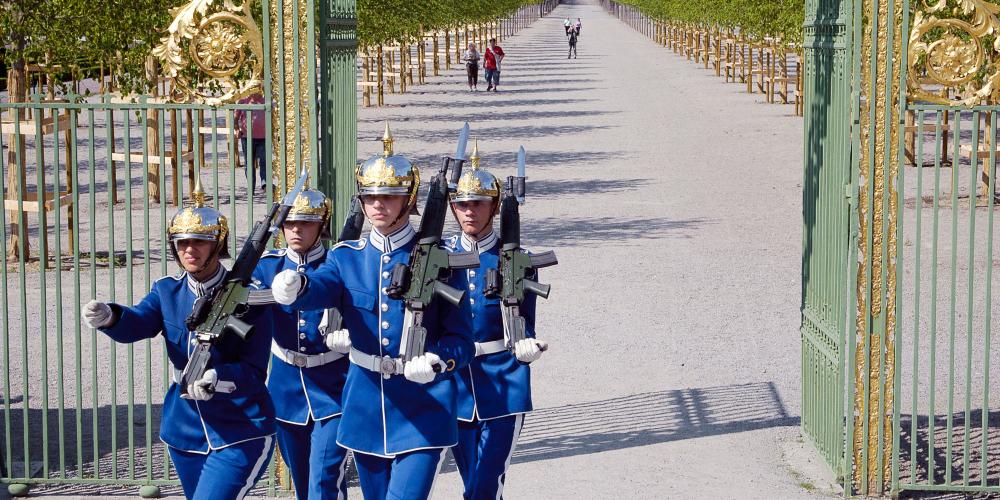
[907,0,1000,105]
[152,0,263,104]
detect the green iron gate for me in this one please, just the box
[0,0,356,496]
[803,0,1000,495]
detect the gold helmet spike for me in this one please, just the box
[469,139,481,170]
[192,175,206,208]
[381,121,394,156]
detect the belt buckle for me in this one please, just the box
[292,352,308,367]
[379,356,397,375]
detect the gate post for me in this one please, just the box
[319,0,358,228]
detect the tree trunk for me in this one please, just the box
[6,41,31,262]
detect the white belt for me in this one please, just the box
[475,340,508,357]
[349,347,404,377]
[271,341,344,368]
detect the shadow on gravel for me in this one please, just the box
[399,124,612,143]
[372,97,597,112]
[367,108,616,124]
[442,382,797,471]
[529,178,652,196]
[896,410,1000,492]
[523,215,711,245]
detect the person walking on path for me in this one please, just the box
[573,18,582,36]
[253,185,352,500]
[235,92,267,192]
[563,18,571,35]
[463,43,481,91]
[568,30,578,59]
[484,38,505,92]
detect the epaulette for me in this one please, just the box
[331,239,366,251]
[260,249,287,259]
[154,272,185,283]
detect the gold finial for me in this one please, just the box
[192,176,206,208]
[381,121,394,156]
[469,139,481,169]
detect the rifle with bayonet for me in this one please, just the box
[386,123,479,371]
[179,167,310,397]
[484,147,557,358]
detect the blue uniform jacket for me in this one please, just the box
[253,245,349,424]
[100,267,276,453]
[289,224,475,457]
[446,231,536,421]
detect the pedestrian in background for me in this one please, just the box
[235,92,267,192]
[484,38,505,92]
[568,30,578,59]
[463,43,481,91]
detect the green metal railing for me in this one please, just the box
[0,96,281,496]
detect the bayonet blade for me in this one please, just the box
[455,123,470,161]
[280,165,310,206]
[516,146,526,204]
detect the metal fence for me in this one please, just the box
[0,95,285,496]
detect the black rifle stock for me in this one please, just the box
[495,176,558,355]
[387,157,478,370]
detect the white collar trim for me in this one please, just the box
[369,224,416,253]
[186,265,226,297]
[286,243,325,265]
[460,230,498,254]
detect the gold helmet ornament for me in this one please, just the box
[356,122,420,215]
[168,178,231,262]
[451,140,502,214]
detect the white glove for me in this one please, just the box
[272,269,303,305]
[83,300,114,329]
[404,352,443,384]
[325,328,352,354]
[514,339,544,363]
[187,369,218,401]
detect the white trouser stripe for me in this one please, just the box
[495,414,524,500]
[426,448,448,499]
[236,435,273,500]
[335,450,350,500]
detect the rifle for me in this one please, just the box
[319,196,366,334]
[386,123,479,370]
[484,147,557,356]
[179,168,310,397]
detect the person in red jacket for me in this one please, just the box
[484,38,505,92]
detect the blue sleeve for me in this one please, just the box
[212,303,273,396]
[431,288,475,376]
[291,250,345,310]
[100,286,164,344]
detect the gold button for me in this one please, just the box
[469,270,476,277]
[381,303,389,312]
[382,255,391,263]
[298,319,306,326]
[468,283,476,291]
[299,333,306,339]
[381,338,390,346]
[382,271,390,279]
[381,321,389,330]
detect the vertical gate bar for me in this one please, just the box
[927,110,945,485]
[910,110,926,485]
[88,107,99,478]
[70,107,83,479]
[212,109,220,210]
[847,0,864,485]
[52,101,67,479]
[962,112,980,486]
[980,111,996,488]
[946,109,961,486]
[0,119,12,479]
[160,108,171,482]
[305,0,319,175]
[34,104,51,479]
[262,0,275,215]
[106,104,118,481]
[124,110,136,481]
[228,109,237,259]
[895,0,913,488]
[140,101,152,483]
[274,0,288,186]
[245,110,254,224]
[292,0,302,173]
[195,109,203,194]
[14,113,28,481]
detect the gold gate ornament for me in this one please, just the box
[152,0,264,104]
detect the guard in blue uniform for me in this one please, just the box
[445,144,545,500]
[270,124,474,500]
[83,185,276,500]
[253,186,351,500]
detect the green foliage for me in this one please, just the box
[357,0,537,47]
[618,0,805,43]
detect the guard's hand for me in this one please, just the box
[187,369,218,401]
[514,339,545,363]
[404,353,443,384]
[83,300,114,329]
[272,269,303,305]
[325,328,351,354]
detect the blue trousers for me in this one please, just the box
[168,435,275,500]
[276,416,350,500]
[353,448,447,500]
[452,414,524,500]
[242,137,267,190]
